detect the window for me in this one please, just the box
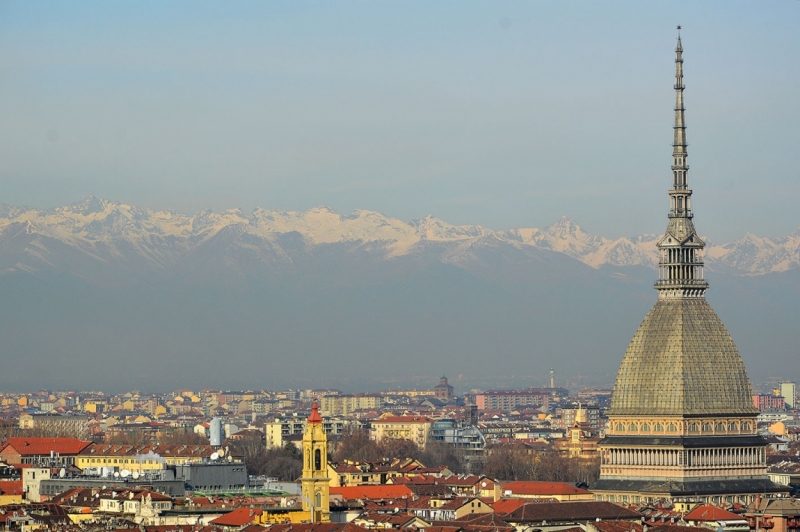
[628,423,638,432]
[702,423,712,432]
[616,423,625,432]
[715,423,725,431]
[742,422,751,431]
[641,423,651,432]
[667,423,677,432]
[314,449,322,471]
[654,423,664,432]
[728,422,738,431]
[688,423,699,432]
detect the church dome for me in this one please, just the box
[608,298,757,417]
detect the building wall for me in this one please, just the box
[475,392,548,412]
[370,417,433,447]
[780,383,796,409]
[319,395,382,417]
[754,394,786,411]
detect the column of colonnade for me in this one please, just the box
[607,447,765,468]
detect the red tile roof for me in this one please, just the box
[268,524,370,532]
[210,507,263,527]
[330,485,414,500]
[684,505,744,522]
[502,501,642,523]
[490,498,530,514]
[0,437,92,456]
[0,480,23,496]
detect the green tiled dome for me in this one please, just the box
[608,298,757,416]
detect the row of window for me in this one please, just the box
[598,494,755,505]
[614,421,751,433]
[80,458,158,464]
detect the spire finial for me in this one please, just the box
[308,398,322,424]
[655,33,708,300]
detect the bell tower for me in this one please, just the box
[301,399,330,523]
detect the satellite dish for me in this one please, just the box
[59,468,66,478]
[113,472,120,478]
[481,482,486,488]
[121,470,130,478]
[217,448,225,457]
[210,452,219,461]
[132,472,140,480]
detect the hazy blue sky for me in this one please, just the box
[1,1,798,241]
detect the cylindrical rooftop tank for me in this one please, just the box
[210,417,223,447]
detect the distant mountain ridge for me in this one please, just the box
[1,195,798,279]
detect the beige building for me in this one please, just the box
[18,414,90,439]
[370,415,433,447]
[75,443,241,473]
[320,395,382,416]
[265,416,358,449]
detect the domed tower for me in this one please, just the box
[592,30,785,506]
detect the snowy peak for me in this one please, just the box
[0,198,797,277]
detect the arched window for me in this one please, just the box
[616,423,625,432]
[742,422,751,431]
[702,423,712,432]
[667,423,677,432]
[728,422,738,431]
[715,422,725,431]
[314,449,322,471]
[654,423,664,432]
[628,423,638,432]
[641,423,651,432]
[688,423,699,432]
[315,491,321,508]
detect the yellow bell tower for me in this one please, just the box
[301,399,330,523]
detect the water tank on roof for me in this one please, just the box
[210,417,223,447]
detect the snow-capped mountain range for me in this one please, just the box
[1,195,798,278]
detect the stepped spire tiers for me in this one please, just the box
[592,30,786,505]
[656,30,708,300]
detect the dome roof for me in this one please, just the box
[608,298,757,417]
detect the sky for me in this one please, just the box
[1,2,798,242]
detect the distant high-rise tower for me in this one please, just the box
[592,30,786,505]
[549,368,555,389]
[780,382,796,409]
[301,399,330,522]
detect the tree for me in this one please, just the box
[331,428,382,462]
[481,444,540,480]
[481,443,600,484]
[379,438,420,460]
[418,443,466,474]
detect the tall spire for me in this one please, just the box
[655,28,708,300]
